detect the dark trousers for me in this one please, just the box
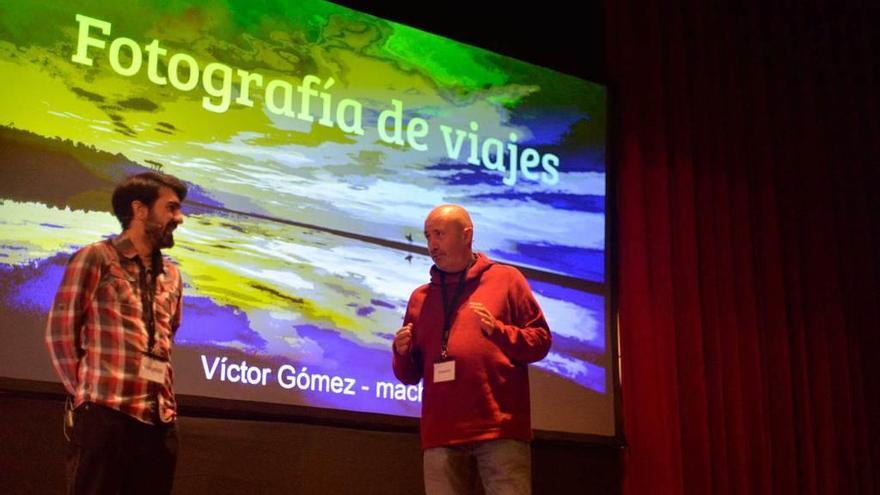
[65,402,178,495]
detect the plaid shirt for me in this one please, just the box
[45,233,183,424]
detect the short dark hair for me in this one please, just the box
[111,172,188,229]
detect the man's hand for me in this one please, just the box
[393,323,414,355]
[469,302,499,336]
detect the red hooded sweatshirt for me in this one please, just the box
[392,252,552,450]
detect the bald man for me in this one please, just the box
[392,205,552,495]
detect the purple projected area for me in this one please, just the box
[0,204,607,418]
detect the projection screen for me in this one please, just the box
[0,0,614,437]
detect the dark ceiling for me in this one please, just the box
[328,1,606,83]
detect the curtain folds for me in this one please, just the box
[606,2,879,493]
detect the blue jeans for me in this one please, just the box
[423,439,531,495]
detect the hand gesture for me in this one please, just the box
[394,323,414,355]
[469,302,499,336]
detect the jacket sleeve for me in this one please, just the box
[391,295,423,385]
[487,268,552,364]
[45,246,101,396]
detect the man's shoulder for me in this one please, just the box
[476,263,534,298]
[480,262,524,282]
[405,282,434,307]
[68,239,114,265]
[79,238,113,252]
[409,282,431,298]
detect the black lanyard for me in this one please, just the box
[438,259,473,360]
[137,257,159,355]
[107,240,161,356]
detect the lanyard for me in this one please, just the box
[438,259,473,360]
[107,240,161,355]
[138,259,159,354]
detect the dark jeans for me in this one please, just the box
[65,402,178,495]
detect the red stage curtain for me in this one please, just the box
[605,1,879,493]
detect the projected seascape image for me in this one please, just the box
[0,0,609,429]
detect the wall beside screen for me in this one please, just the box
[0,0,615,439]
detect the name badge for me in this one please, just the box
[433,360,456,383]
[138,354,169,384]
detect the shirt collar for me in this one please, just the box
[111,232,165,274]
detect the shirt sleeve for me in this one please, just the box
[171,265,183,333]
[487,268,552,364]
[45,246,102,396]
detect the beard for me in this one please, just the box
[145,215,176,249]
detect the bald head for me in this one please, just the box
[426,205,473,231]
[424,204,474,272]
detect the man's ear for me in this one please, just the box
[131,200,148,222]
[463,226,474,243]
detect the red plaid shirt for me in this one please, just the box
[45,234,183,424]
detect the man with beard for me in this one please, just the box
[46,172,187,494]
[392,204,551,495]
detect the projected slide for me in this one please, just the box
[0,0,612,435]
